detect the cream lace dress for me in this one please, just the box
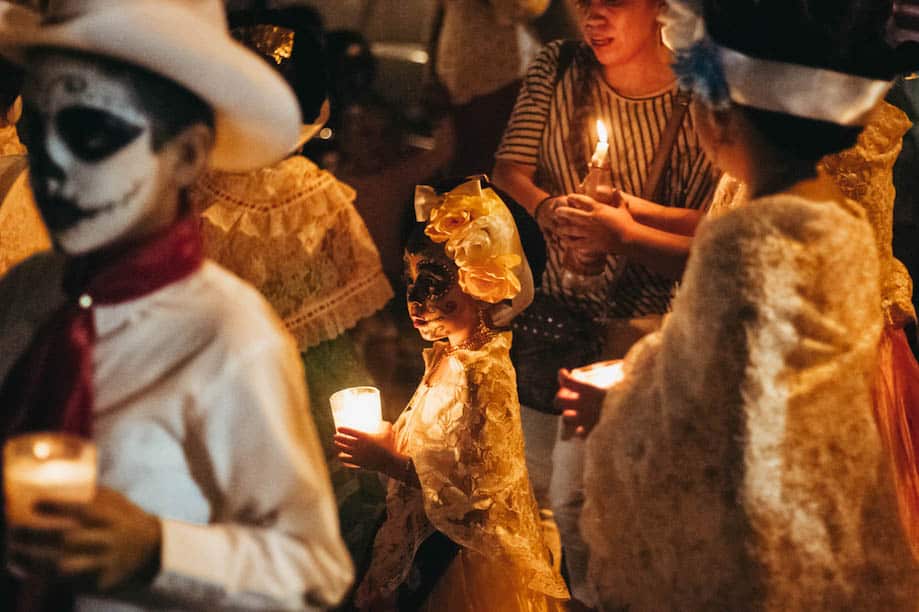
[189,154,393,351]
[360,332,569,610]
[0,126,50,277]
[582,175,919,610]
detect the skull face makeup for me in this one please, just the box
[18,53,178,255]
[404,251,479,343]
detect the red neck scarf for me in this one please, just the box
[1,216,202,612]
[0,215,203,438]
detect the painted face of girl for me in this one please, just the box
[18,53,170,255]
[576,0,663,68]
[404,252,479,343]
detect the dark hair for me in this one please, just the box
[229,6,328,124]
[703,0,894,162]
[124,63,216,151]
[29,48,215,151]
[738,107,861,164]
[324,29,376,110]
[405,222,448,261]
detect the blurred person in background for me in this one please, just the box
[432,0,550,177]
[188,6,393,595]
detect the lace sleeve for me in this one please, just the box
[415,353,518,533]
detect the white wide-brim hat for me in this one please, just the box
[0,0,302,172]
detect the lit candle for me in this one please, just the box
[570,359,625,390]
[589,119,609,167]
[330,386,383,434]
[4,433,97,528]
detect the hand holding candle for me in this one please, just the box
[4,432,97,529]
[556,360,625,438]
[569,359,625,389]
[330,386,384,434]
[563,119,615,280]
[332,386,412,479]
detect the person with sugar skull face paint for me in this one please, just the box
[578,0,919,609]
[0,1,352,610]
[334,178,569,610]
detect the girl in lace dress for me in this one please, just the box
[334,179,568,611]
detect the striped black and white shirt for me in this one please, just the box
[496,40,720,322]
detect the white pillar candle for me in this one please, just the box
[570,359,625,390]
[4,433,97,528]
[589,119,609,167]
[330,386,383,434]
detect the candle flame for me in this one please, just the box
[33,441,51,460]
[596,119,608,143]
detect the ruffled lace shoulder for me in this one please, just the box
[818,101,915,328]
[707,103,915,328]
[189,155,392,350]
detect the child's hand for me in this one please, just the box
[334,422,406,477]
[7,486,162,592]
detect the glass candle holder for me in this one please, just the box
[330,386,383,434]
[570,359,626,390]
[4,432,97,528]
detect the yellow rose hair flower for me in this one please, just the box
[458,254,522,304]
[424,193,495,243]
[414,178,533,316]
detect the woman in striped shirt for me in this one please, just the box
[493,1,718,608]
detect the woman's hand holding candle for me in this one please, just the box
[555,193,634,255]
[6,486,162,592]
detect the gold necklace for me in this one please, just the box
[444,321,497,355]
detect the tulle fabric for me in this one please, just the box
[872,326,919,559]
